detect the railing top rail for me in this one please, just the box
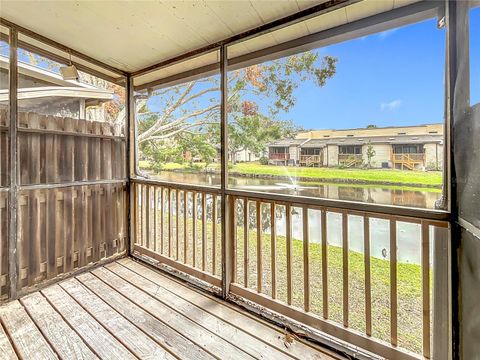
[131,177,222,194]
[226,188,450,225]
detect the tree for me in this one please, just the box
[136,51,337,169]
[366,140,376,168]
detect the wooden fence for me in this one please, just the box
[0,109,127,300]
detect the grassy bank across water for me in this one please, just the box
[139,161,442,188]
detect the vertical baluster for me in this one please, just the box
[342,211,349,327]
[153,186,157,253]
[133,183,139,245]
[421,221,431,358]
[303,206,310,312]
[271,202,276,299]
[176,189,179,260]
[145,185,150,250]
[184,191,188,264]
[160,187,164,254]
[192,192,197,268]
[286,203,292,305]
[202,193,207,271]
[141,185,146,247]
[390,219,398,346]
[231,196,237,282]
[244,198,249,288]
[212,194,217,276]
[364,215,372,336]
[321,209,328,319]
[168,188,172,258]
[256,201,262,293]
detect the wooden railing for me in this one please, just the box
[227,195,448,360]
[299,154,322,166]
[392,153,425,170]
[132,180,450,359]
[338,154,363,167]
[269,152,290,161]
[132,181,222,289]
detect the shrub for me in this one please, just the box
[259,156,269,165]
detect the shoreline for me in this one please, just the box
[147,168,442,189]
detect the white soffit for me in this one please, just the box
[136,0,422,89]
[0,0,321,73]
[1,0,422,77]
[228,0,421,59]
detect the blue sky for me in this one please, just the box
[277,8,480,130]
[278,18,447,130]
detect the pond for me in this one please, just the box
[148,171,442,209]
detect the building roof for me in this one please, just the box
[297,123,443,139]
[269,124,444,148]
[0,55,114,107]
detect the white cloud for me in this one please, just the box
[378,28,398,40]
[380,99,402,111]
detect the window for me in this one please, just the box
[227,16,446,210]
[339,145,362,155]
[134,52,220,187]
[393,144,424,154]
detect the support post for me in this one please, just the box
[220,44,231,298]
[8,28,18,299]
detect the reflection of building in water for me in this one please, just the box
[337,186,365,202]
[268,124,444,171]
[0,54,113,121]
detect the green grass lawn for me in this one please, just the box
[137,214,426,355]
[138,160,442,187]
[231,163,442,186]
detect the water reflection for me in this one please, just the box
[150,171,441,209]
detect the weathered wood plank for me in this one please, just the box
[76,271,212,360]
[103,263,293,360]
[93,264,253,360]
[41,285,136,360]
[20,292,98,360]
[118,259,333,360]
[59,278,170,360]
[0,300,57,360]
[0,319,18,360]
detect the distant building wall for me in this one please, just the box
[363,144,392,168]
[235,149,259,162]
[424,143,443,170]
[326,144,338,166]
[289,145,299,164]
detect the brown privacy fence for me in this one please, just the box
[0,109,127,300]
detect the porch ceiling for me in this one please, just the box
[0,0,420,75]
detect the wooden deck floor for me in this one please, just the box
[0,258,343,360]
